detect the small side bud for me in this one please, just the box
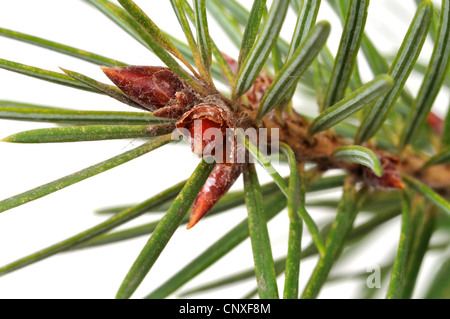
[427,112,443,135]
[176,103,235,163]
[245,70,273,109]
[363,154,405,189]
[221,52,272,109]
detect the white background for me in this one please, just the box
[0,0,448,299]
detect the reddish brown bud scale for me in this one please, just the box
[101,66,181,109]
[246,71,272,109]
[176,103,235,163]
[151,104,186,119]
[101,66,198,118]
[363,154,405,189]
[186,162,244,229]
[188,118,222,155]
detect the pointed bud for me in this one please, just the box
[101,66,196,116]
[186,162,243,229]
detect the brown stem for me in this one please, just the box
[262,109,450,196]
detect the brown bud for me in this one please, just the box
[221,52,272,109]
[101,66,196,116]
[176,103,235,163]
[363,154,405,189]
[427,111,443,135]
[245,70,273,109]
[187,162,243,229]
[222,53,239,76]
